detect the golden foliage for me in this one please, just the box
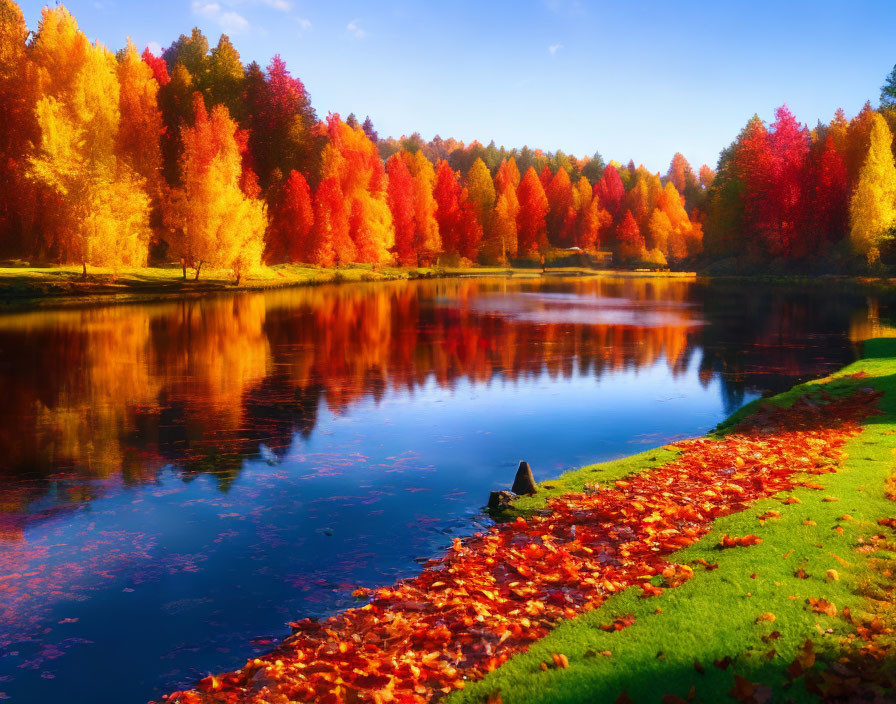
[850,113,896,263]
[27,7,151,269]
[169,99,266,280]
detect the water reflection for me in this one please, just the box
[0,276,880,703]
[0,279,705,503]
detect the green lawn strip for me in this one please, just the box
[455,338,896,704]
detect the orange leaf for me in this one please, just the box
[551,653,569,669]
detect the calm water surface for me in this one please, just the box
[0,277,885,703]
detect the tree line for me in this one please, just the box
[1,2,895,278]
[0,3,707,278]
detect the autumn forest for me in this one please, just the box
[3,2,896,281]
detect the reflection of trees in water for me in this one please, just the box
[0,278,873,537]
[696,282,879,415]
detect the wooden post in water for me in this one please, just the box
[511,461,538,495]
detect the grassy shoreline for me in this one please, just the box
[0,264,695,310]
[5,264,896,314]
[454,338,896,704]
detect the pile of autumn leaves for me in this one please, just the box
[162,391,882,704]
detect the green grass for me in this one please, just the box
[455,338,896,704]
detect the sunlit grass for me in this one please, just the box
[455,338,896,704]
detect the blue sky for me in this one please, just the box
[18,0,896,173]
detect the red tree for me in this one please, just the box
[433,161,483,260]
[765,105,809,256]
[434,160,462,254]
[387,154,417,266]
[546,168,575,247]
[266,170,313,263]
[593,164,625,219]
[799,135,848,255]
[516,167,549,256]
[309,177,353,266]
[141,47,170,87]
[246,54,318,188]
[617,209,645,260]
[456,189,483,260]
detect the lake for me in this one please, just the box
[0,276,884,703]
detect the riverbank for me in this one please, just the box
[159,339,896,704]
[456,338,896,704]
[0,264,696,310]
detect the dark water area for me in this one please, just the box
[0,276,886,703]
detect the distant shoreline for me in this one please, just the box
[0,265,697,312]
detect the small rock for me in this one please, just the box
[488,490,517,510]
[511,461,538,495]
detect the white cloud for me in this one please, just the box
[145,40,163,56]
[297,17,312,31]
[259,0,292,9]
[346,19,366,39]
[192,1,250,34]
[549,43,563,55]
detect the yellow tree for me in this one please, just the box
[170,95,266,282]
[27,6,151,273]
[483,158,522,263]
[466,158,496,228]
[649,182,702,261]
[850,113,896,264]
[116,39,165,206]
[400,149,440,264]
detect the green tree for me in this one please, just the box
[881,64,896,111]
[206,34,244,117]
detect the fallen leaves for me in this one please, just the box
[640,582,664,598]
[755,612,776,623]
[161,390,880,704]
[786,639,815,680]
[719,534,763,549]
[661,564,694,588]
[729,674,772,703]
[600,614,636,632]
[808,597,837,617]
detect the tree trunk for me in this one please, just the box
[194,261,202,281]
[181,258,186,280]
[82,262,87,279]
[235,271,241,286]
